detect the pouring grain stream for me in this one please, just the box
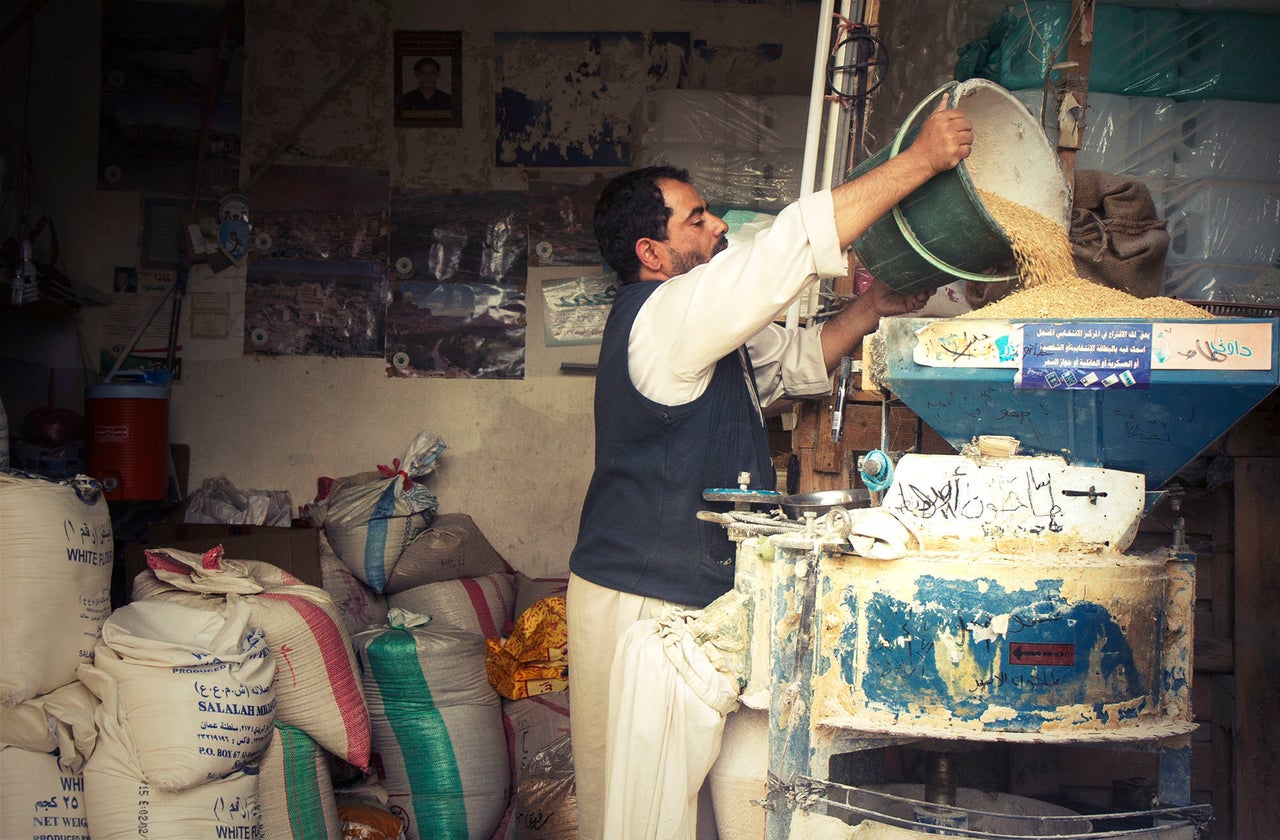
[966,189,1209,320]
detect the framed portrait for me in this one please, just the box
[394,30,462,128]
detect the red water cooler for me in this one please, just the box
[85,379,170,501]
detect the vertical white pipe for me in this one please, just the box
[788,0,837,330]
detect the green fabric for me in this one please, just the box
[366,629,468,838]
[277,722,327,840]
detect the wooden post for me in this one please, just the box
[1057,0,1096,190]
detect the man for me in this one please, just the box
[568,95,972,840]
[401,56,452,111]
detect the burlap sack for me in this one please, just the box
[1070,169,1169,298]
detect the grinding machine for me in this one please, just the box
[713,312,1278,839]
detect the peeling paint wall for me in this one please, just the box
[5,0,826,577]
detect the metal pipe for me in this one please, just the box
[788,0,838,331]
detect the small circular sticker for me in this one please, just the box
[250,328,268,346]
[394,256,414,277]
[391,351,411,370]
[535,240,554,260]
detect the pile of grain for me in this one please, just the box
[964,189,1209,320]
[964,275,1209,319]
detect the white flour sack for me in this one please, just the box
[134,545,372,770]
[0,745,91,840]
[325,433,446,594]
[354,610,509,840]
[0,680,100,772]
[83,724,260,840]
[77,598,276,791]
[259,721,341,840]
[386,572,516,639]
[0,473,113,705]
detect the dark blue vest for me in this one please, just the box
[569,281,776,607]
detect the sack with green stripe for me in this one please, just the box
[354,609,509,840]
[259,722,341,840]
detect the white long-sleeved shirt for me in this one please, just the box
[626,190,848,407]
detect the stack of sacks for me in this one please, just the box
[491,575,574,840]
[78,600,276,839]
[319,432,446,595]
[0,682,99,840]
[0,473,113,707]
[0,473,113,840]
[354,609,510,840]
[132,544,373,839]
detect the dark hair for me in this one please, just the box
[593,165,690,284]
[413,56,441,73]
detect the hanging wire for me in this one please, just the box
[824,15,888,110]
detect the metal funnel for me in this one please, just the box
[869,315,1279,489]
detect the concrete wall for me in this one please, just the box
[1,0,825,577]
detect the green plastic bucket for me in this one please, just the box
[850,79,1071,294]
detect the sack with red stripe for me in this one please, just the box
[134,545,372,770]
[386,572,516,640]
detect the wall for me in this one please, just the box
[1,0,822,577]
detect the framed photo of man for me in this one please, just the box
[394,31,462,128]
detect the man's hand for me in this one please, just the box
[908,94,973,175]
[818,279,934,372]
[830,93,973,253]
[859,278,934,317]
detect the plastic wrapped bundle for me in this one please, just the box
[1011,89,1178,178]
[1173,99,1280,182]
[957,2,1181,96]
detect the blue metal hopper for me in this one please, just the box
[873,316,1279,489]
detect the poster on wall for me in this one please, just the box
[388,189,528,288]
[394,31,463,128]
[494,31,689,167]
[100,269,183,378]
[541,273,618,347]
[385,280,525,379]
[246,164,389,263]
[386,188,528,377]
[243,259,386,358]
[98,0,244,194]
[527,174,604,267]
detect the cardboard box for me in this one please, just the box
[124,524,322,600]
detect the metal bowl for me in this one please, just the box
[779,488,871,520]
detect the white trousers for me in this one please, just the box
[566,574,720,840]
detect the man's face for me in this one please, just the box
[655,178,728,278]
[414,63,439,91]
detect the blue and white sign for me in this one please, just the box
[1019,322,1152,390]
